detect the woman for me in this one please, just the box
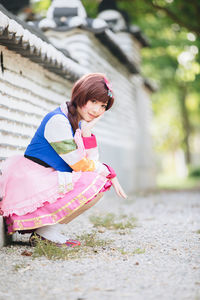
[0,73,127,247]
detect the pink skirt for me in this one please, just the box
[0,156,111,234]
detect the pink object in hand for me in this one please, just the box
[103,163,116,179]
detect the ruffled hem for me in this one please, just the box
[1,184,59,217]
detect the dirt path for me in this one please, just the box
[0,190,199,300]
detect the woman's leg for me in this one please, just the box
[59,192,104,224]
[32,193,103,244]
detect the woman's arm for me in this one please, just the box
[81,117,127,198]
[110,177,127,198]
[44,114,111,176]
[45,114,127,198]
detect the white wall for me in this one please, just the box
[0,45,73,164]
[133,75,156,189]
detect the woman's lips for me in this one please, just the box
[88,113,96,118]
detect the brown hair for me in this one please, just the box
[67,73,114,133]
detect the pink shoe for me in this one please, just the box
[65,240,81,247]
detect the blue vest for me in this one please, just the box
[25,107,73,172]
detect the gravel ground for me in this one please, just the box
[0,190,200,300]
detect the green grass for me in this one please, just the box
[118,247,145,256]
[132,248,145,254]
[76,231,112,248]
[32,236,81,260]
[119,248,128,255]
[89,213,137,231]
[157,174,200,190]
[32,231,112,260]
[13,263,27,271]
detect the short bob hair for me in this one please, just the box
[67,73,114,132]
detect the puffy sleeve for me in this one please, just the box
[82,134,116,179]
[44,114,116,178]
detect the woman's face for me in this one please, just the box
[77,100,107,121]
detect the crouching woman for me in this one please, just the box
[0,73,127,247]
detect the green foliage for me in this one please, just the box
[82,0,98,18]
[32,0,51,16]
[188,166,200,178]
[90,213,137,231]
[13,263,27,271]
[157,173,200,189]
[118,247,145,255]
[117,0,200,37]
[132,248,146,255]
[76,231,112,247]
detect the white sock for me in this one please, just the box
[35,224,69,243]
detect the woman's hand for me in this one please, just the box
[111,177,127,199]
[81,115,102,137]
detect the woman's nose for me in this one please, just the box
[92,105,100,114]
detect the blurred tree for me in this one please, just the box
[139,13,200,165]
[116,0,200,36]
[32,0,51,16]
[83,0,200,36]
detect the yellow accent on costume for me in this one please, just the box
[70,157,95,172]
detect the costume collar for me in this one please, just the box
[60,102,68,116]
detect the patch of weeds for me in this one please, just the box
[118,247,145,256]
[119,248,128,255]
[5,246,16,254]
[90,213,137,231]
[196,230,200,234]
[90,213,115,229]
[132,248,145,255]
[113,217,137,230]
[32,235,81,260]
[77,231,112,248]
[32,232,112,260]
[13,263,27,271]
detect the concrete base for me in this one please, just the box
[0,216,12,248]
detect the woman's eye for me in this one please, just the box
[91,100,96,103]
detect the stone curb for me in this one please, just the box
[0,216,12,248]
